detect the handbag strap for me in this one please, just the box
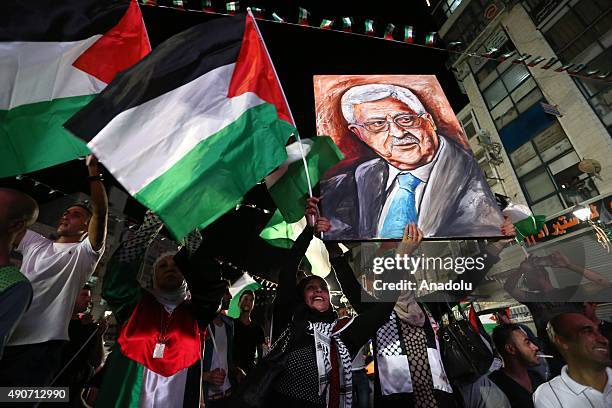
[441,305,482,377]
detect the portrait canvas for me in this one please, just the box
[314,75,504,240]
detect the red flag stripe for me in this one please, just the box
[73,0,151,84]
[228,14,293,125]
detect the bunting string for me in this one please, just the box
[12,175,139,228]
[11,174,273,230]
[136,1,610,82]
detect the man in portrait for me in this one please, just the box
[319,81,503,240]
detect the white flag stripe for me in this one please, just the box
[229,272,257,296]
[264,139,314,188]
[0,38,105,110]
[292,216,331,277]
[88,63,266,194]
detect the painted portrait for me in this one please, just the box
[314,75,504,240]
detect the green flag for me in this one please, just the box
[227,273,262,318]
[260,210,331,277]
[265,136,343,224]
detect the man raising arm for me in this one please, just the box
[0,155,108,387]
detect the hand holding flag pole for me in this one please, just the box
[294,132,317,230]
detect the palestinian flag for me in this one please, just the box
[260,210,332,277]
[226,1,239,14]
[425,32,437,46]
[527,56,546,67]
[404,26,414,43]
[365,20,375,35]
[384,23,396,40]
[250,7,265,19]
[342,17,353,32]
[502,202,546,243]
[298,8,310,26]
[65,12,296,240]
[320,19,334,30]
[498,50,517,62]
[202,0,215,12]
[265,136,343,224]
[227,273,262,319]
[0,0,150,177]
[541,57,559,70]
[481,47,499,58]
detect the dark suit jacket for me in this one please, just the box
[321,136,503,239]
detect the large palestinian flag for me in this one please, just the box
[65,12,297,240]
[0,0,150,177]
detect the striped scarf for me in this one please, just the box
[376,310,453,395]
[309,317,354,408]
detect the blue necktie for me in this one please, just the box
[380,173,421,238]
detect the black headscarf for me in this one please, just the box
[293,275,337,324]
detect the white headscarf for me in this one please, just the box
[394,291,426,327]
[149,251,189,311]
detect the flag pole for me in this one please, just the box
[294,133,313,198]
[248,8,296,125]
[294,133,321,237]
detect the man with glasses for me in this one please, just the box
[321,83,502,239]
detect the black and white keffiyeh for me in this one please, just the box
[375,310,453,396]
[115,211,203,307]
[309,318,354,408]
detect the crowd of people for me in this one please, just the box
[0,158,611,408]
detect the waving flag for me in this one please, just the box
[0,0,150,177]
[227,273,262,318]
[265,136,343,224]
[65,12,296,240]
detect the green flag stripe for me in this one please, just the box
[227,282,262,318]
[134,102,294,239]
[96,345,144,407]
[268,136,343,223]
[0,94,95,177]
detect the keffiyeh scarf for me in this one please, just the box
[309,317,354,408]
[376,310,453,395]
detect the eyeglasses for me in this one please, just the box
[352,113,426,133]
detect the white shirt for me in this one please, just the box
[533,366,612,408]
[9,230,103,345]
[209,322,231,395]
[351,344,367,371]
[377,137,446,236]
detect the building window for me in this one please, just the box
[539,0,612,135]
[440,0,490,48]
[479,58,542,129]
[509,122,599,214]
[458,110,504,191]
[431,0,467,26]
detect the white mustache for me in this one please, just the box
[391,135,419,146]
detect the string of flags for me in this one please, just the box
[235,203,271,214]
[138,0,610,82]
[12,174,273,230]
[13,175,139,228]
[215,257,278,289]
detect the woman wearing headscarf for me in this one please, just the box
[258,204,418,408]
[331,209,517,408]
[95,212,227,407]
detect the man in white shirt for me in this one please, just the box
[203,290,237,408]
[533,312,612,408]
[0,156,108,387]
